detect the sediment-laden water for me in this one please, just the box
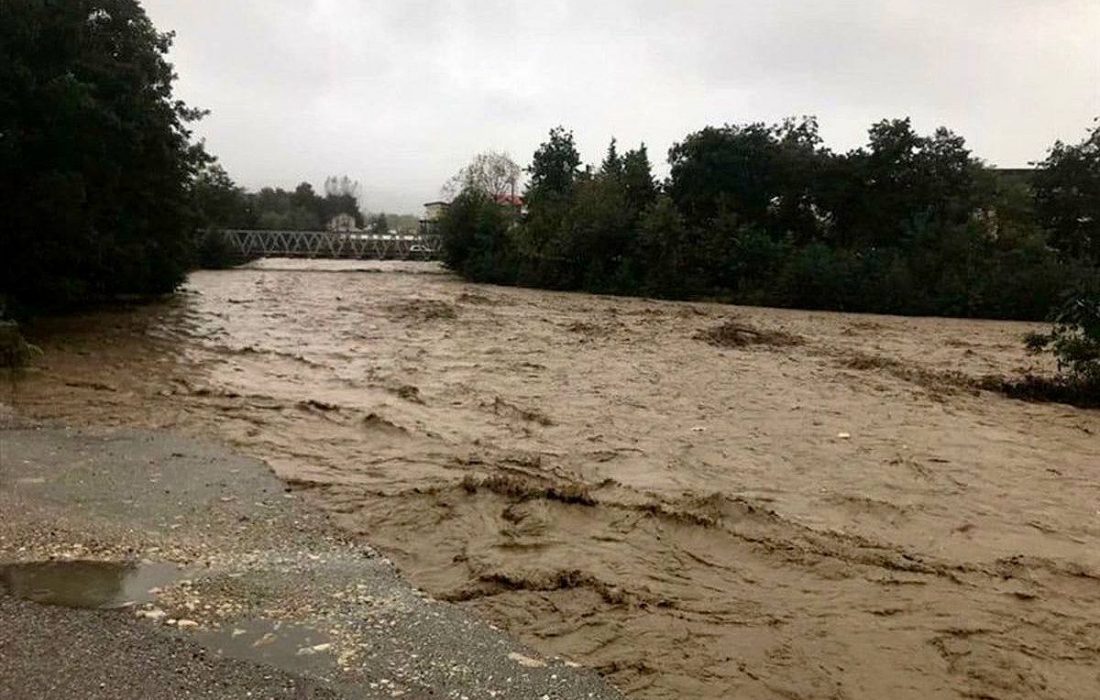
[13,260,1100,699]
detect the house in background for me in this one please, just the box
[420,201,450,235]
[418,194,524,235]
[327,212,358,232]
[492,192,526,216]
[492,193,523,208]
[423,201,449,221]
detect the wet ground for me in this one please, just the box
[0,560,185,609]
[0,424,619,699]
[0,595,343,700]
[8,260,1100,699]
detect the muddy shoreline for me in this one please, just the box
[0,422,619,699]
[9,260,1100,699]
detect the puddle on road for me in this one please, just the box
[2,561,338,681]
[195,619,337,677]
[0,560,183,609]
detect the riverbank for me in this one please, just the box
[0,419,620,699]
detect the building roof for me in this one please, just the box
[492,193,524,206]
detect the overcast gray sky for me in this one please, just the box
[145,0,1099,214]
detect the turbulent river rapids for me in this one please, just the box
[13,260,1100,699]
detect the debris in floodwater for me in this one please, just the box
[0,560,183,609]
[195,619,336,677]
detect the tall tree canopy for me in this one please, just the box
[666,117,829,241]
[1032,120,1100,265]
[525,127,582,203]
[1,0,209,310]
[620,143,659,216]
[442,151,522,200]
[831,119,981,247]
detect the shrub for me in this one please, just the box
[194,230,240,269]
[439,189,517,284]
[1025,290,1100,391]
[0,320,38,369]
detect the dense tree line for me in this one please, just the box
[192,168,364,232]
[441,118,1100,322]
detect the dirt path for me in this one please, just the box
[9,260,1100,699]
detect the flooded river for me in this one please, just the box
[12,260,1100,699]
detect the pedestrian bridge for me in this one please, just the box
[218,229,443,260]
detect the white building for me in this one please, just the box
[422,201,450,222]
[327,213,358,232]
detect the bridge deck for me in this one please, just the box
[219,229,443,260]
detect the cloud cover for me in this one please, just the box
[145,0,1100,213]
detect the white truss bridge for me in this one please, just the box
[218,229,443,260]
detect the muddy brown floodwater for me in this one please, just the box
[11,260,1100,699]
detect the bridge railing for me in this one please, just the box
[217,229,444,260]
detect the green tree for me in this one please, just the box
[291,182,318,210]
[636,196,693,296]
[767,117,831,244]
[1032,120,1100,264]
[532,138,657,291]
[439,189,516,283]
[830,119,981,248]
[526,127,581,204]
[516,128,583,286]
[600,138,623,179]
[190,163,250,268]
[621,144,659,217]
[568,174,633,290]
[1026,290,1100,396]
[667,122,779,228]
[666,117,829,243]
[1,0,209,311]
[191,163,250,230]
[370,213,390,234]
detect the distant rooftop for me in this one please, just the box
[492,193,524,207]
